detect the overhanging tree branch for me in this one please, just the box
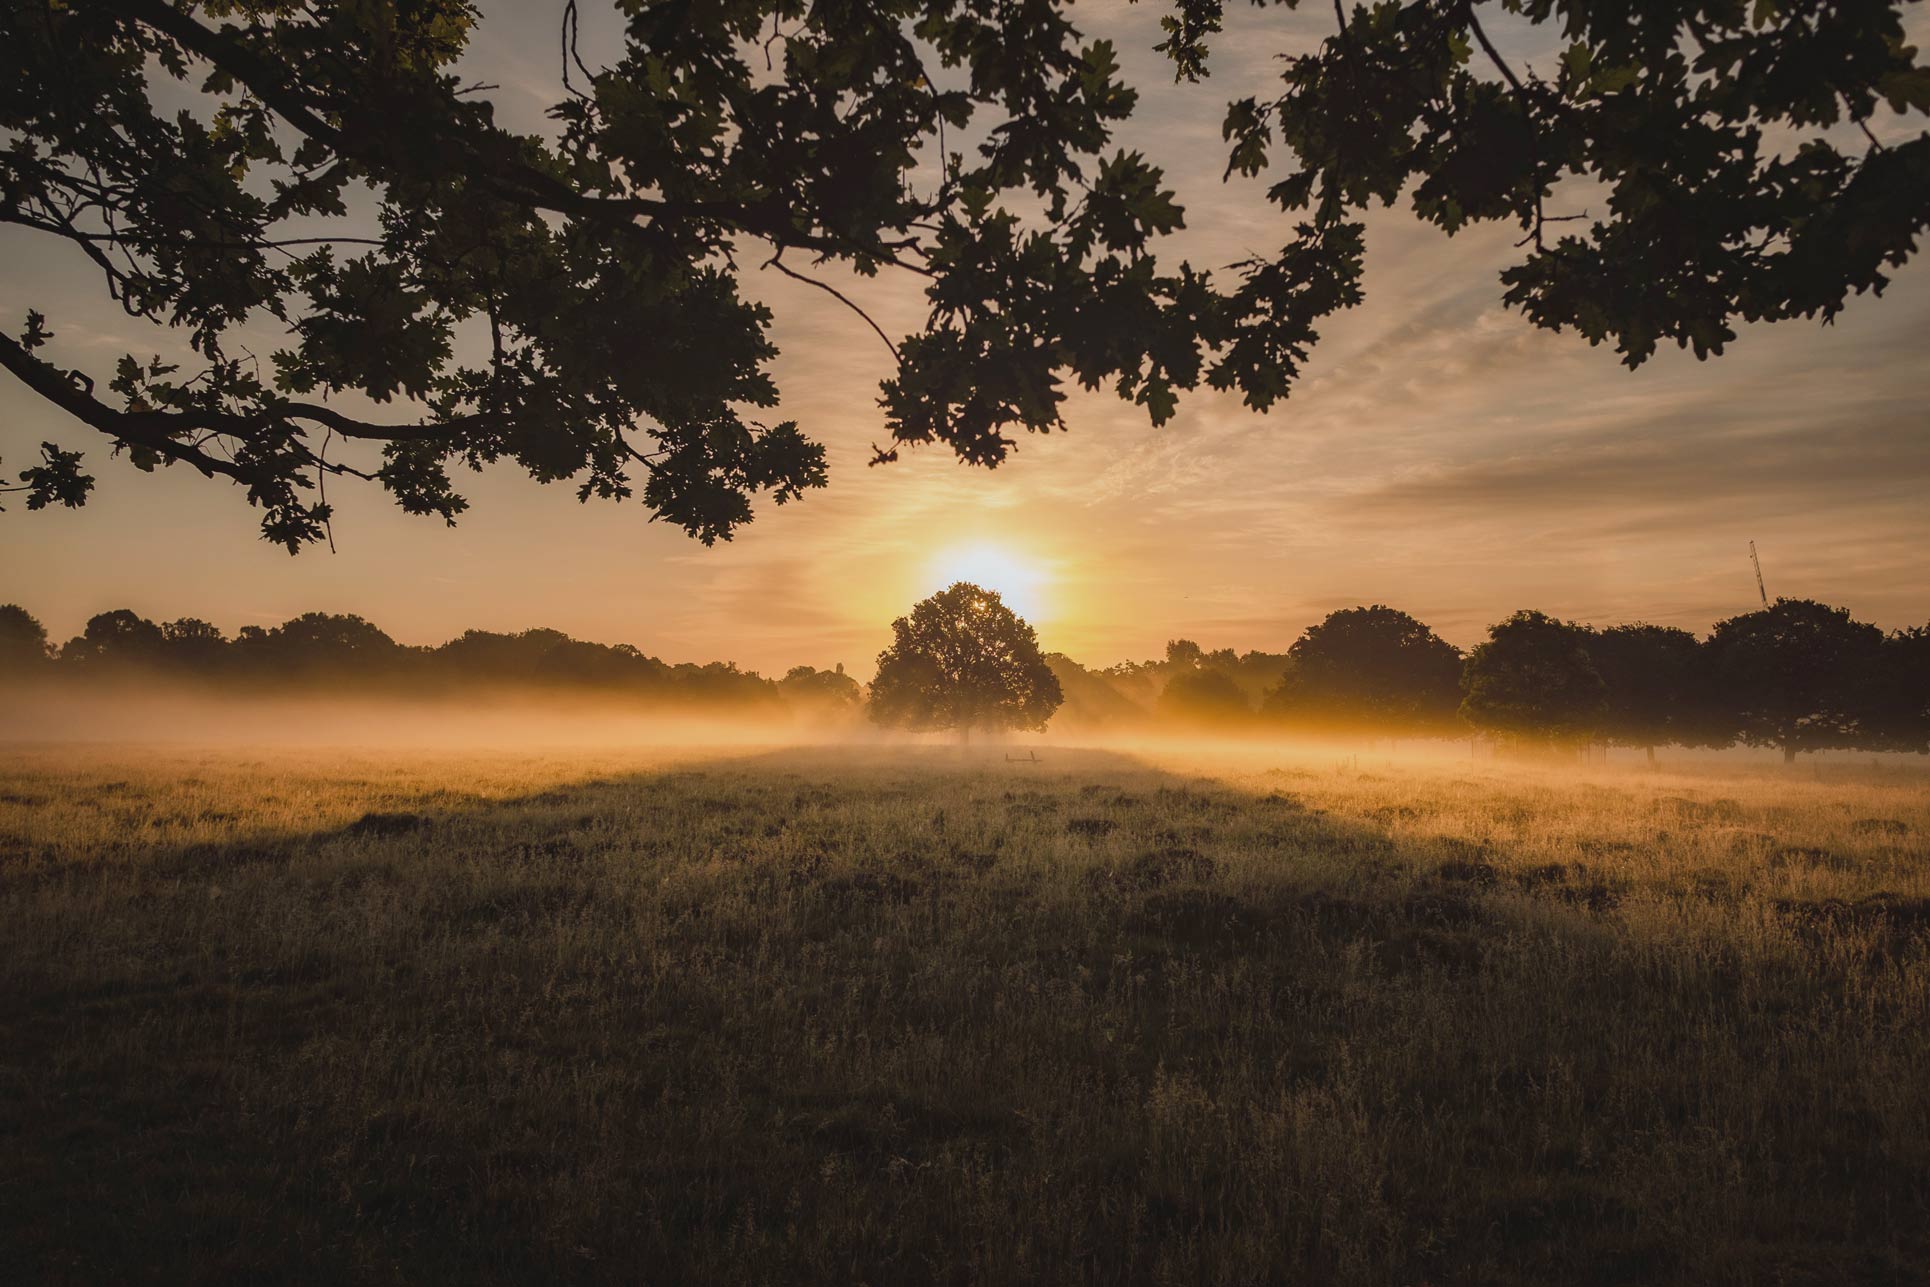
[0,329,267,486]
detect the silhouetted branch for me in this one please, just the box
[764,252,902,362]
[0,330,269,486]
[115,0,930,274]
[1463,3,1552,250]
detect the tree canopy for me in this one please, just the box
[1460,609,1606,743]
[1166,0,1930,369]
[0,604,51,668]
[1875,625,1930,754]
[1586,622,1710,754]
[1263,605,1462,734]
[1157,665,1254,727]
[778,663,863,715]
[868,582,1062,737]
[1704,597,1887,760]
[4,0,1924,547]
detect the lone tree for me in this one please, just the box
[1460,610,1606,748]
[1705,599,1885,763]
[869,583,1061,740]
[3,1,1924,546]
[1263,605,1461,736]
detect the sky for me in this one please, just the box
[3,1,1927,678]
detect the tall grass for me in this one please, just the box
[2,743,1925,1284]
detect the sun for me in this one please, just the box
[927,543,1048,620]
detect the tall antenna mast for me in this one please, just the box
[1749,541,1767,608]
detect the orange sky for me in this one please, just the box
[3,2,1927,678]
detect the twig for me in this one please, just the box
[560,0,596,102]
[764,251,901,362]
[316,428,337,553]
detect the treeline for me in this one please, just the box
[1049,602,1929,760]
[0,606,862,721]
[3,598,1925,758]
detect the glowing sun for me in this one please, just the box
[927,543,1048,620]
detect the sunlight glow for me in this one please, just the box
[927,543,1049,621]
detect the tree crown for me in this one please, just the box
[1266,604,1462,731]
[868,582,1063,734]
[1460,608,1606,740]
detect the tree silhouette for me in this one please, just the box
[1460,610,1606,747]
[869,583,1062,740]
[236,612,403,677]
[160,617,229,671]
[1157,666,1252,728]
[1044,652,1151,730]
[1165,639,1206,669]
[1586,623,1709,763]
[0,604,51,669]
[778,665,862,715]
[534,640,668,692]
[6,2,1922,546]
[1163,0,1930,387]
[435,628,576,683]
[1875,625,1930,754]
[1,1,1193,547]
[1705,598,1885,763]
[1263,605,1461,735]
[60,609,166,667]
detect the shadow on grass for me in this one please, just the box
[2,746,1925,1286]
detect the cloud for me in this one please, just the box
[1345,412,1930,528]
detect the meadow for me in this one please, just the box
[2,739,1926,1285]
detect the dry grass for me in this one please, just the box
[2,741,1927,1285]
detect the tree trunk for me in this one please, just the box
[1645,744,1656,768]
[1782,743,1796,765]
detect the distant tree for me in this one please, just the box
[669,661,782,709]
[1157,666,1252,728]
[0,604,50,670]
[1460,611,1606,747]
[1218,648,1294,706]
[1101,640,1288,709]
[235,612,402,677]
[1263,605,1461,736]
[1704,599,1885,763]
[1874,626,1930,754]
[1165,639,1206,668]
[869,584,1062,740]
[535,640,669,691]
[779,665,862,715]
[1044,653,1151,730]
[1585,623,1711,763]
[60,609,165,667]
[435,628,576,681]
[272,612,396,655]
[160,617,229,671]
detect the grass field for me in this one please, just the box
[2,741,1927,1285]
